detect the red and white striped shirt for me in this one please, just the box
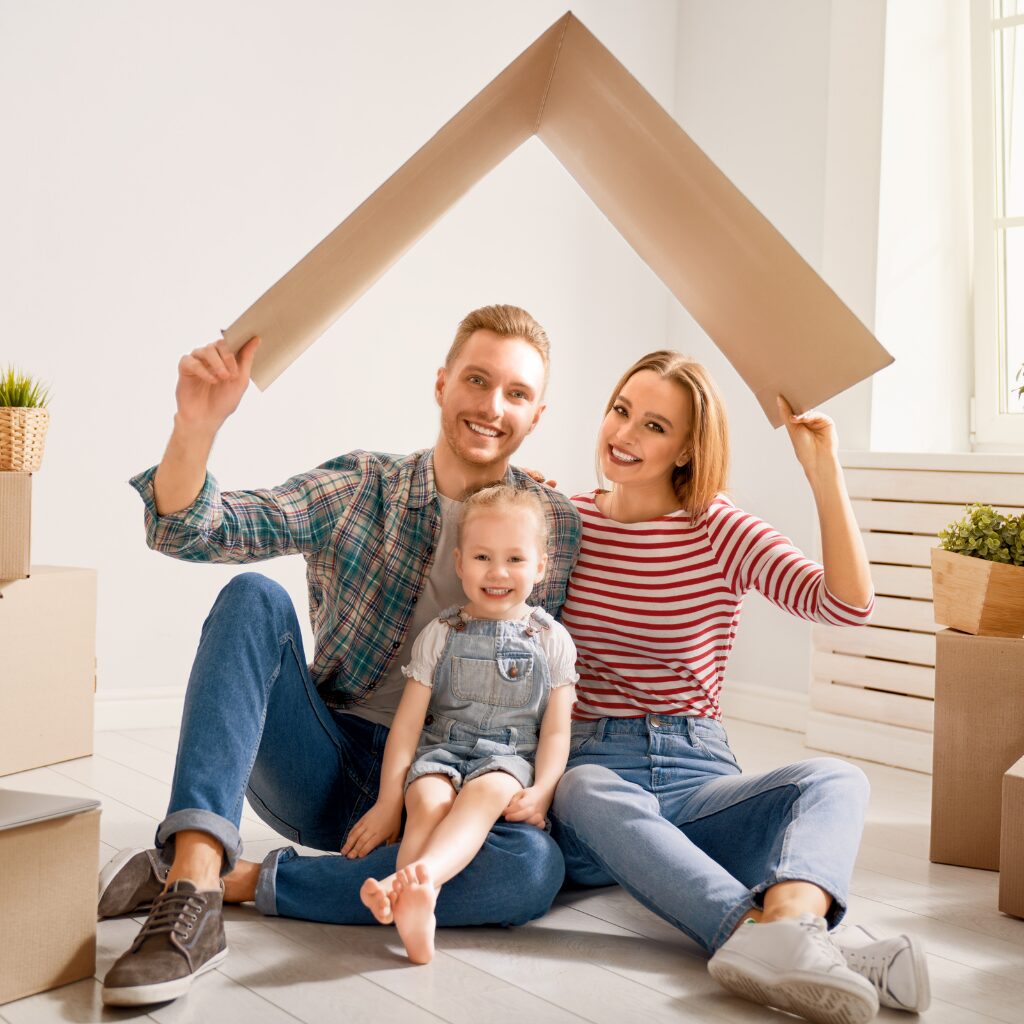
[561,491,874,722]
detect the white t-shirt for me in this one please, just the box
[344,494,465,726]
[402,613,579,690]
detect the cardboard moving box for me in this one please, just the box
[221,12,893,424]
[931,630,1024,870]
[0,472,31,580]
[1000,756,1024,918]
[0,566,97,777]
[0,789,100,1005]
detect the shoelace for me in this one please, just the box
[798,916,848,969]
[131,889,207,951]
[841,947,889,994]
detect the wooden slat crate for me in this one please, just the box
[805,451,1024,773]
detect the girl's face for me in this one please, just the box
[455,508,547,619]
[598,369,693,490]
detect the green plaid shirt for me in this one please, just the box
[130,449,581,710]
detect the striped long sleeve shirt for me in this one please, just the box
[560,491,874,722]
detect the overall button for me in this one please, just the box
[509,665,518,677]
[424,714,434,726]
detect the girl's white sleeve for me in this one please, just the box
[542,621,580,688]
[401,619,447,688]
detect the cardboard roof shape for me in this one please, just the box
[223,11,892,426]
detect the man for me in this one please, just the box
[99,305,581,1006]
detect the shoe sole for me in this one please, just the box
[101,947,229,1006]
[97,848,155,919]
[709,955,879,1024]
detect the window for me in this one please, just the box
[972,0,1024,445]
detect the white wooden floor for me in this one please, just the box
[2,719,1023,1023]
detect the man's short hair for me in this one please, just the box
[445,304,550,390]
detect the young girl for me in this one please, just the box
[354,483,577,963]
[551,352,930,1024]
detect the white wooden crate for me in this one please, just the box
[805,451,1024,772]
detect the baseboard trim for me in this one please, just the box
[94,687,186,732]
[719,680,809,733]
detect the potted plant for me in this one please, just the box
[931,503,1024,638]
[0,366,51,472]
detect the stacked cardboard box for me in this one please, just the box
[1001,756,1024,918]
[931,630,1024,871]
[0,789,100,1004]
[0,471,31,580]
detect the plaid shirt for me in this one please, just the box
[130,449,581,710]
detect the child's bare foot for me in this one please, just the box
[360,876,395,924]
[392,863,438,964]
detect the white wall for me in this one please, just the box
[872,0,974,452]
[672,0,886,694]
[2,0,679,698]
[2,0,897,710]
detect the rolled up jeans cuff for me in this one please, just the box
[254,846,295,916]
[155,809,243,874]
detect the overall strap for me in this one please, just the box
[524,605,553,637]
[437,605,467,631]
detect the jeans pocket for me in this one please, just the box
[690,719,740,769]
[451,655,534,707]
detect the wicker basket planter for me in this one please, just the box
[0,407,50,471]
[931,547,1024,638]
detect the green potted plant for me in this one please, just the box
[0,366,51,472]
[931,503,1024,638]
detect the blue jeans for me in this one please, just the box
[550,716,869,954]
[156,573,564,925]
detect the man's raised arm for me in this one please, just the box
[153,337,260,515]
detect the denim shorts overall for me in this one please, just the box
[405,605,554,791]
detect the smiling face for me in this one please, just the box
[435,329,547,475]
[455,507,548,620]
[598,369,693,492]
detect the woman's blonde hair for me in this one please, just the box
[601,351,730,517]
[457,482,548,551]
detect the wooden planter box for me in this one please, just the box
[931,547,1024,638]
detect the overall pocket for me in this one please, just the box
[451,654,535,708]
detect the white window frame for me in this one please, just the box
[971,0,1024,446]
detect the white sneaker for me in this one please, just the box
[708,914,879,1024]
[832,923,931,1013]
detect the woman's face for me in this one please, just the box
[598,369,692,490]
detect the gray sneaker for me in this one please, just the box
[101,879,228,1006]
[833,923,931,1012]
[98,848,169,918]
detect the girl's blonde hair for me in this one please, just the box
[601,351,730,517]
[457,482,549,551]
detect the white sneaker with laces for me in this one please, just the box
[708,913,879,1024]
[832,923,931,1012]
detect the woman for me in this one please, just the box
[550,351,929,1024]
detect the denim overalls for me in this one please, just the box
[405,605,554,791]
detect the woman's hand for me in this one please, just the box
[519,467,558,488]
[340,799,402,858]
[777,395,839,483]
[503,786,552,828]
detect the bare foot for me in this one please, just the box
[360,876,395,924]
[392,863,438,964]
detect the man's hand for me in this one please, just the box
[175,336,260,435]
[503,786,552,828]
[340,800,402,859]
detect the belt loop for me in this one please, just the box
[596,717,608,741]
[685,717,699,745]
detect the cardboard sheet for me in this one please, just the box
[222,12,892,425]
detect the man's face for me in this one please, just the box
[435,329,547,470]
